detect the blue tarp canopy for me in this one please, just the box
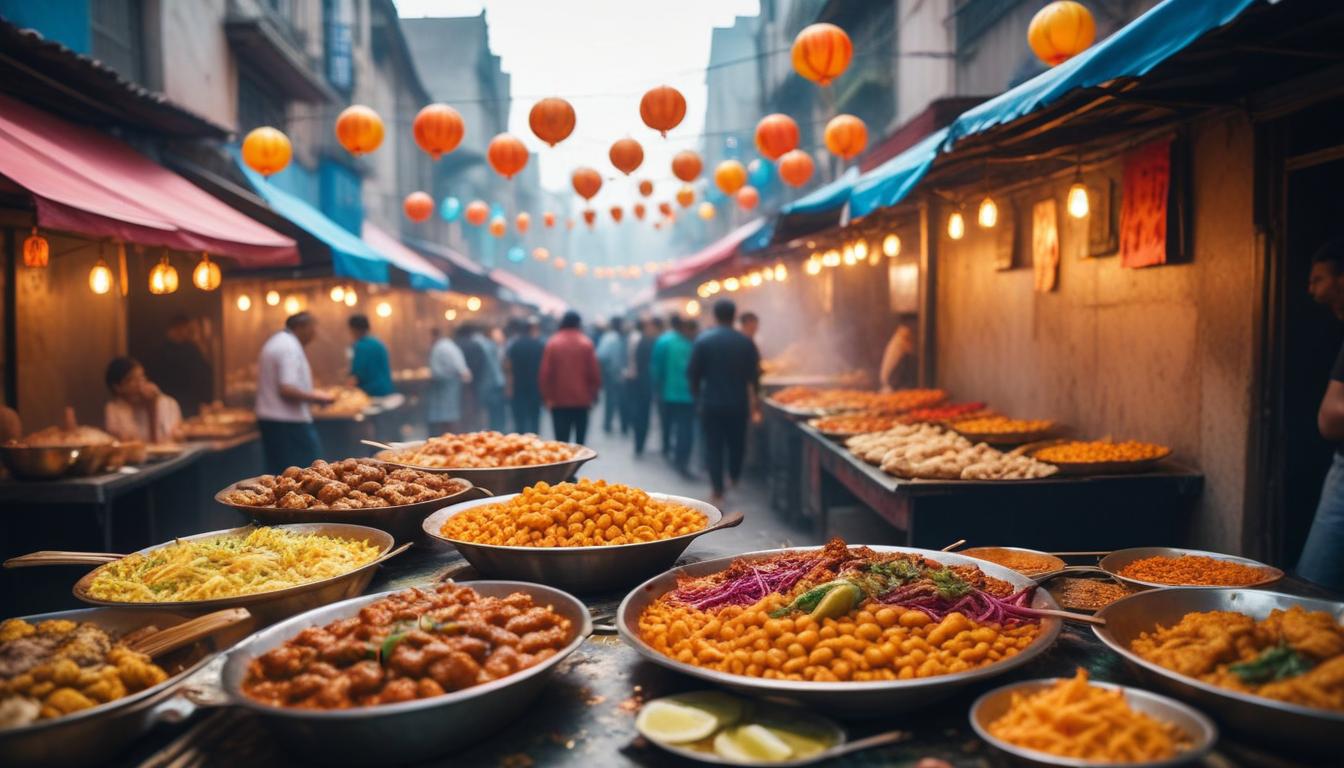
[781,166,859,217]
[849,0,1259,218]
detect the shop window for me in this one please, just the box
[237,69,287,133]
[324,0,355,94]
[90,0,143,82]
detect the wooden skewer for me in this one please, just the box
[360,439,397,451]
[941,539,967,552]
[127,608,252,658]
[4,550,123,568]
[1023,606,1107,626]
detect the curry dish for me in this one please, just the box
[242,582,572,710]
[1130,606,1344,711]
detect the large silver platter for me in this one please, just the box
[375,440,597,495]
[71,523,400,625]
[215,581,592,765]
[423,493,742,594]
[0,606,253,768]
[1094,588,1344,752]
[1097,547,1283,590]
[617,545,1063,714]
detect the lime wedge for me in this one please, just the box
[766,726,829,759]
[636,700,719,744]
[668,690,743,728]
[809,582,862,620]
[714,724,794,763]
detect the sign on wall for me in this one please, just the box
[1119,138,1172,268]
[1032,198,1059,292]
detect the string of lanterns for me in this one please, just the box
[695,262,790,299]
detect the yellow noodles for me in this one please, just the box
[86,527,381,603]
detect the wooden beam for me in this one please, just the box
[917,198,937,388]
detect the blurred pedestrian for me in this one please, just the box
[144,314,212,418]
[596,316,628,434]
[540,311,600,444]
[688,299,761,501]
[255,312,333,472]
[626,316,659,456]
[652,313,680,458]
[475,325,508,431]
[427,327,471,436]
[651,315,695,475]
[453,325,484,429]
[347,314,395,396]
[505,317,546,434]
[879,323,917,391]
[104,357,182,443]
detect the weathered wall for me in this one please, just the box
[934,112,1256,553]
[895,0,955,125]
[151,0,236,129]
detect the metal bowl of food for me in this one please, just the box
[422,493,743,594]
[0,606,253,768]
[616,546,1063,714]
[375,441,597,495]
[214,478,491,544]
[969,677,1217,767]
[1093,588,1344,753]
[209,581,592,765]
[1097,547,1283,590]
[67,443,118,476]
[0,444,80,480]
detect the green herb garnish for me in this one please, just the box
[1229,645,1314,684]
[769,580,860,618]
[928,569,970,600]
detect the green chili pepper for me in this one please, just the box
[1229,645,1314,684]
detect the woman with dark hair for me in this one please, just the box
[103,357,182,443]
[539,310,601,443]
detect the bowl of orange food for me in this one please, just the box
[617,539,1062,713]
[1094,588,1344,753]
[374,431,597,495]
[421,479,743,593]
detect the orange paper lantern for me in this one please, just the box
[572,167,602,200]
[639,85,686,136]
[516,212,531,233]
[675,185,695,208]
[528,97,576,146]
[714,160,747,195]
[754,114,799,160]
[489,216,507,237]
[412,103,465,160]
[22,227,48,268]
[736,186,759,211]
[633,202,646,220]
[792,23,853,86]
[610,206,624,223]
[1028,1,1096,66]
[241,126,292,176]
[658,202,673,218]
[824,114,868,160]
[404,192,434,222]
[543,211,557,228]
[487,133,529,179]
[465,200,490,226]
[335,105,384,155]
[671,150,702,182]
[778,149,815,187]
[638,179,655,197]
[582,210,597,228]
[608,138,644,175]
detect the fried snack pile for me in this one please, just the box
[223,458,469,510]
[987,669,1189,762]
[1131,606,1344,711]
[951,416,1054,436]
[1117,554,1272,587]
[313,387,372,417]
[770,387,946,414]
[377,431,577,469]
[0,619,167,729]
[810,412,901,436]
[899,402,988,424]
[439,479,706,547]
[1034,440,1170,464]
[845,424,1058,481]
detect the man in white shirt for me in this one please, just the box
[255,312,333,472]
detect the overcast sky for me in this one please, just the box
[394,0,760,202]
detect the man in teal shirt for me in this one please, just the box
[650,315,695,476]
[347,315,395,396]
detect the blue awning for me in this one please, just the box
[234,156,389,284]
[849,0,1260,218]
[781,166,860,217]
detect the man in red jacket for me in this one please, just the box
[539,310,602,444]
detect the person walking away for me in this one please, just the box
[427,327,471,436]
[347,314,395,396]
[627,317,659,456]
[687,299,761,502]
[505,317,546,434]
[651,315,696,475]
[255,312,333,472]
[651,314,680,458]
[596,316,628,434]
[104,357,182,443]
[474,325,508,431]
[739,311,760,348]
[144,315,213,418]
[1300,241,1344,590]
[879,323,918,391]
[540,311,600,444]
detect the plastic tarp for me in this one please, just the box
[0,93,296,265]
[849,0,1260,218]
[656,218,766,291]
[360,221,450,291]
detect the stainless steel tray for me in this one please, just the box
[422,492,743,594]
[1093,588,1344,753]
[1097,546,1283,590]
[616,545,1063,714]
[375,441,597,495]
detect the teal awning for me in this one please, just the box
[781,166,859,216]
[850,0,1260,218]
[234,157,389,284]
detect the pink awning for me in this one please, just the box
[488,268,568,316]
[656,218,765,291]
[0,93,296,266]
[360,221,450,290]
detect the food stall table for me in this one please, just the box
[313,394,405,460]
[113,538,1331,768]
[182,431,264,537]
[799,423,1205,551]
[761,400,810,520]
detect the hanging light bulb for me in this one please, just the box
[724,277,740,292]
[466,296,482,312]
[842,244,856,266]
[854,240,869,261]
[89,248,114,295]
[444,308,458,321]
[947,211,966,240]
[822,249,841,268]
[344,289,358,307]
[375,300,392,318]
[748,272,763,287]
[883,234,901,258]
[706,280,721,295]
[148,253,179,295]
[697,284,711,298]
[192,252,221,290]
[330,285,346,303]
[685,299,701,317]
[774,263,788,281]
[283,295,301,315]
[977,197,998,228]
[1067,179,1090,219]
[236,294,252,311]
[265,290,281,306]
[805,258,822,276]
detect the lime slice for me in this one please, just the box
[636,700,719,744]
[809,582,862,620]
[766,726,829,759]
[714,724,794,763]
[668,690,743,728]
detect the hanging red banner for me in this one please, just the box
[1119,138,1171,268]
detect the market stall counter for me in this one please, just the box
[799,422,1205,551]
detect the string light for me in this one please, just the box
[375,301,392,318]
[148,254,179,295]
[444,308,458,320]
[706,280,721,295]
[265,290,280,306]
[1067,179,1090,218]
[748,272,763,287]
[947,211,966,240]
[854,240,868,261]
[842,244,856,266]
[883,234,901,258]
[822,249,841,268]
[466,296,482,312]
[236,294,252,311]
[977,197,998,228]
[330,285,346,303]
[344,289,358,307]
[192,252,221,290]
[685,299,701,317]
[723,277,740,292]
[283,295,301,315]
[805,257,822,275]
[89,251,113,295]
[774,264,787,281]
